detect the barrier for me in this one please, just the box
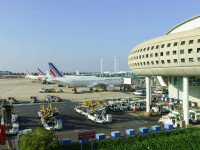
[139,127,148,135]
[61,138,71,145]
[125,129,135,136]
[164,124,173,131]
[167,98,170,102]
[111,131,121,138]
[151,126,161,132]
[170,98,174,102]
[96,133,105,141]
[161,97,165,101]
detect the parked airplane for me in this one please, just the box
[37,68,52,79]
[47,62,122,93]
[25,70,40,80]
[26,68,52,80]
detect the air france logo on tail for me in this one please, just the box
[48,62,64,77]
[25,70,31,76]
[37,68,45,76]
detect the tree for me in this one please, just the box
[18,128,59,150]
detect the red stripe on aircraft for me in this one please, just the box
[50,69,57,77]
[38,72,42,76]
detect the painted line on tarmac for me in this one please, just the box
[128,113,141,119]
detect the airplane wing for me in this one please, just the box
[87,83,107,88]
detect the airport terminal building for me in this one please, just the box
[128,15,200,125]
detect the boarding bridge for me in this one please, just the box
[156,76,168,87]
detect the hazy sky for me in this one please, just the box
[0,0,200,73]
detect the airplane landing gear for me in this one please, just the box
[72,88,78,94]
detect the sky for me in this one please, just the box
[0,0,200,73]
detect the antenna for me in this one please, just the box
[114,55,116,72]
[114,55,120,72]
[100,57,103,77]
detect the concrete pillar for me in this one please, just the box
[145,76,151,113]
[183,77,189,125]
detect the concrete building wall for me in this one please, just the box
[169,76,200,105]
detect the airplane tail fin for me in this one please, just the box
[37,68,45,76]
[48,62,64,77]
[25,70,31,76]
[46,71,50,76]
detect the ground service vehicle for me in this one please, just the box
[158,111,183,127]
[189,109,200,123]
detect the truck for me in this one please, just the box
[30,96,40,103]
[38,104,63,130]
[1,101,19,135]
[151,103,170,114]
[39,88,63,93]
[189,109,200,123]
[158,111,183,128]
[45,95,62,102]
[7,97,20,104]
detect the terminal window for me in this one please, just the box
[198,39,200,43]
[140,62,143,65]
[174,42,178,46]
[147,47,150,50]
[189,58,194,62]
[143,48,146,51]
[197,48,200,53]
[147,61,150,65]
[161,60,165,64]
[155,53,158,57]
[166,51,170,55]
[188,49,193,54]
[161,44,165,48]
[156,61,159,64]
[181,58,185,63]
[181,41,185,45]
[189,40,194,44]
[160,52,163,56]
[198,57,200,62]
[180,49,184,54]
[167,59,171,63]
[146,54,148,58]
[156,45,159,49]
[174,77,177,85]
[174,59,178,63]
[151,61,154,65]
[150,53,153,57]
[173,51,177,55]
[151,46,154,50]
[143,62,146,65]
[167,43,171,47]
[142,55,144,58]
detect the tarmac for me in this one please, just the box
[0,78,160,149]
[0,78,139,102]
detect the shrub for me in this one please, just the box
[19,128,59,150]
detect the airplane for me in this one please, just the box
[25,70,40,80]
[26,68,52,80]
[47,62,122,93]
[37,68,52,80]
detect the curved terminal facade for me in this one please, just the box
[128,15,200,125]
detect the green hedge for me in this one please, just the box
[61,127,200,150]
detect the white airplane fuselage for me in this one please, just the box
[47,76,122,87]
